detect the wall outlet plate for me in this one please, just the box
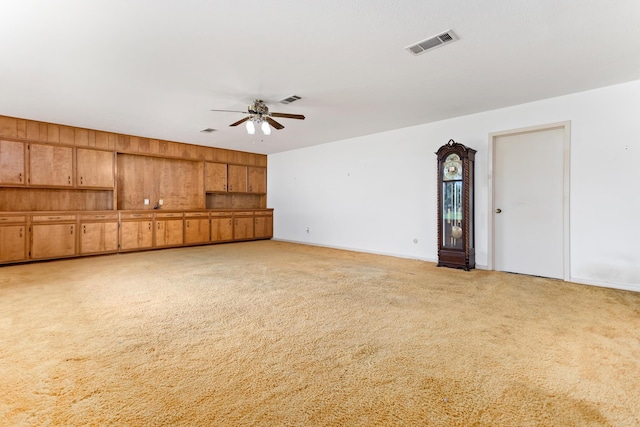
[144,199,150,205]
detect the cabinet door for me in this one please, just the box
[205,162,227,192]
[80,222,119,254]
[120,220,154,250]
[184,218,210,244]
[0,225,28,262]
[155,219,184,247]
[211,216,233,242]
[254,214,273,239]
[29,144,73,186]
[32,223,76,259]
[234,217,254,240]
[227,165,247,193]
[77,148,114,188]
[0,140,26,185]
[247,167,266,194]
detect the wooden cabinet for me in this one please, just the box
[29,143,74,187]
[119,212,153,251]
[210,211,234,242]
[233,211,254,240]
[77,148,115,188]
[154,212,184,247]
[254,210,273,239]
[0,140,26,185]
[248,167,266,194]
[227,164,247,193]
[79,212,119,255]
[31,214,77,259]
[226,165,266,194]
[205,162,227,192]
[0,215,28,263]
[184,212,210,245]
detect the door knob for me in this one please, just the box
[495,208,502,213]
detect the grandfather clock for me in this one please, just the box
[436,139,476,270]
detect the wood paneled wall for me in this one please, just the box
[0,115,267,165]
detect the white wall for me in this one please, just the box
[268,79,640,292]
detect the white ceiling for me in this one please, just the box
[1,1,639,155]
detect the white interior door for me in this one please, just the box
[493,126,566,279]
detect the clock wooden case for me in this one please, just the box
[436,139,476,270]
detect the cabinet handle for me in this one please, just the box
[48,216,62,220]
[228,219,232,225]
[228,185,232,191]
[249,186,253,192]
[83,225,86,234]
[157,222,161,230]
[70,226,74,235]
[148,222,152,230]
[68,176,71,184]
[19,173,23,182]
[224,184,227,191]
[19,227,23,238]
[80,176,84,185]
[186,220,190,228]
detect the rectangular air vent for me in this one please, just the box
[280,95,301,104]
[200,128,217,133]
[406,30,458,56]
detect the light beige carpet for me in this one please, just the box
[1,240,639,426]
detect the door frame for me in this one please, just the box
[487,121,571,281]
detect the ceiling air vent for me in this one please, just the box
[200,128,217,133]
[406,30,458,56]
[280,95,301,104]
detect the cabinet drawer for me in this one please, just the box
[234,211,254,217]
[32,214,77,222]
[184,212,209,218]
[210,211,233,217]
[155,212,183,219]
[120,212,153,220]
[80,213,118,221]
[0,215,27,223]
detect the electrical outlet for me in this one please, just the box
[159,199,164,206]
[144,199,150,205]
[306,227,310,233]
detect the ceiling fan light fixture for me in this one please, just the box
[246,120,255,135]
[261,121,271,135]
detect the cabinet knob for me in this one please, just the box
[495,208,502,214]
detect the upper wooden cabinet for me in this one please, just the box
[29,143,73,187]
[227,165,266,194]
[205,162,227,192]
[248,167,266,194]
[76,148,115,188]
[227,164,247,193]
[0,140,26,186]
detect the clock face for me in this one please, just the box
[443,154,462,181]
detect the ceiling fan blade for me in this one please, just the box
[266,117,284,130]
[229,116,250,127]
[270,112,305,120]
[211,109,249,114]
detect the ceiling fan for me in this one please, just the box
[211,99,305,135]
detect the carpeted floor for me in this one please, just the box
[1,240,639,426]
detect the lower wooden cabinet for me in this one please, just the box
[119,213,154,251]
[31,214,77,259]
[0,209,273,265]
[0,215,28,263]
[154,212,184,248]
[234,211,254,240]
[184,213,210,245]
[79,213,119,255]
[210,212,234,242]
[254,211,273,239]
